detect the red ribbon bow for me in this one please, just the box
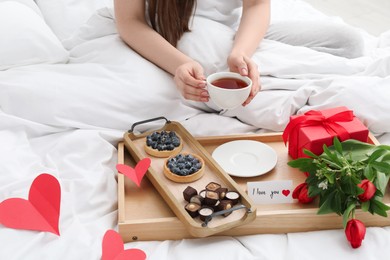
[283,109,355,151]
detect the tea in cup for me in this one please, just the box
[206,72,252,109]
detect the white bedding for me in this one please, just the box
[1,0,390,259]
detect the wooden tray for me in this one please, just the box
[118,129,390,243]
[121,118,256,238]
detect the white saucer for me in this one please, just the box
[212,140,277,177]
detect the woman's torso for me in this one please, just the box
[194,0,242,29]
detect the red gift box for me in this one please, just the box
[283,106,369,159]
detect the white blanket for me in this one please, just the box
[1,0,390,259]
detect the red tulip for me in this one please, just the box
[357,179,376,202]
[345,219,366,248]
[292,183,314,204]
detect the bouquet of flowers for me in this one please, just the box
[288,137,390,248]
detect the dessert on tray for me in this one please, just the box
[183,182,241,220]
[144,130,182,157]
[163,153,205,183]
[122,118,256,238]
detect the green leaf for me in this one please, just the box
[308,184,322,197]
[377,145,390,152]
[331,190,342,214]
[379,152,390,162]
[370,199,390,217]
[340,176,362,196]
[318,191,336,215]
[363,165,375,181]
[343,203,356,228]
[374,171,389,196]
[303,149,319,158]
[322,145,339,164]
[368,148,388,163]
[287,158,311,167]
[370,161,390,174]
[320,158,342,170]
[323,170,335,185]
[361,201,370,212]
[287,158,314,172]
[338,139,376,161]
[333,137,343,154]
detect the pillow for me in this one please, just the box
[35,0,111,41]
[0,1,69,70]
[0,0,43,16]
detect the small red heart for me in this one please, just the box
[282,189,290,197]
[102,230,146,260]
[0,173,61,235]
[116,158,151,187]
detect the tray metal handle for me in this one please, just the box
[201,204,251,227]
[128,116,171,133]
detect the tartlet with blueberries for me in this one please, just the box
[164,153,205,183]
[144,130,182,157]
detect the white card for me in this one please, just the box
[247,180,294,204]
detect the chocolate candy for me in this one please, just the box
[198,206,214,221]
[182,182,241,219]
[204,190,219,206]
[225,191,240,205]
[185,203,201,218]
[189,195,204,205]
[216,200,233,217]
[216,187,228,200]
[205,182,221,192]
[183,186,197,202]
[199,189,207,199]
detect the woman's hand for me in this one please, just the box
[227,52,260,106]
[174,61,209,102]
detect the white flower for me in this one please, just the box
[318,180,328,190]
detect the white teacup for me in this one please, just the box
[206,72,252,110]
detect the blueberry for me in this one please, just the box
[177,163,185,169]
[184,161,192,169]
[167,162,175,169]
[172,167,181,174]
[189,167,198,174]
[172,138,180,147]
[146,138,153,147]
[151,132,159,141]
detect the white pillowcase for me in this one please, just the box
[35,0,112,41]
[0,0,43,16]
[0,1,69,70]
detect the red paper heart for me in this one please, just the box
[0,173,61,235]
[116,158,151,187]
[282,189,290,197]
[102,230,146,260]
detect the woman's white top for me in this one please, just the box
[194,0,242,29]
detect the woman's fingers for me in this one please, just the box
[174,61,209,102]
[242,57,260,106]
[181,84,209,102]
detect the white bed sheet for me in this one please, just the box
[1,0,390,259]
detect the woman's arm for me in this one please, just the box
[228,0,270,105]
[233,0,270,58]
[114,0,190,74]
[114,0,208,102]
